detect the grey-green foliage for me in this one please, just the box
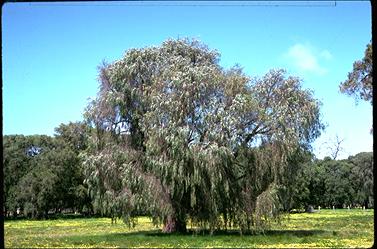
[340,42,372,104]
[82,38,324,233]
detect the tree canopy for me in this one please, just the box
[82,38,324,233]
[3,122,92,219]
[288,152,374,210]
[339,42,372,104]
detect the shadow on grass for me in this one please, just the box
[62,228,328,247]
[263,229,326,237]
[88,228,327,237]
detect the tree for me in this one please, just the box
[3,134,56,217]
[3,134,60,218]
[324,135,345,160]
[277,148,314,211]
[83,38,324,233]
[339,42,372,104]
[3,122,92,219]
[3,135,33,217]
[17,163,58,218]
[322,160,355,208]
[54,122,93,214]
[293,153,373,210]
[348,152,373,208]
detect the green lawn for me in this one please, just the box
[4,209,374,248]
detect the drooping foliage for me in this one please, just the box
[82,38,324,233]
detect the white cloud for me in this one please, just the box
[284,43,331,76]
[319,49,333,60]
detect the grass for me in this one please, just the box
[4,209,374,248]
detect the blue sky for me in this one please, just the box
[2,1,372,159]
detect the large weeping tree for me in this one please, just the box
[82,38,324,233]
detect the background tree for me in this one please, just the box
[277,148,314,211]
[3,135,34,217]
[54,122,92,214]
[339,42,372,104]
[289,153,373,210]
[348,152,373,208]
[83,38,324,233]
[17,162,58,218]
[3,122,91,218]
[5,135,59,218]
[324,135,345,160]
[322,159,355,208]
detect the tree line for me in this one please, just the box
[3,123,92,219]
[3,130,373,218]
[285,151,373,211]
[3,39,373,234]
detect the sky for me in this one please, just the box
[2,1,372,159]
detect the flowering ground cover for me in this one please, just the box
[4,209,373,248]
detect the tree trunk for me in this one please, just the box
[162,214,187,233]
[364,199,369,209]
[223,212,228,231]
